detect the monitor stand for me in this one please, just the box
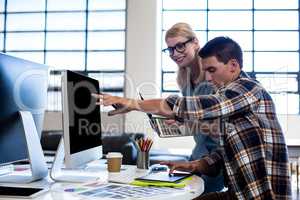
[0,111,48,183]
[50,138,101,183]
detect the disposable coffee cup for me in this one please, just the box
[107,152,123,172]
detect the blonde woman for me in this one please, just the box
[162,23,224,193]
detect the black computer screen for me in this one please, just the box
[66,71,102,154]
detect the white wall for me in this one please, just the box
[125,0,161,135]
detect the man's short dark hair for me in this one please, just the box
[198,36,243,68]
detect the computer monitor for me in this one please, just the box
[61,70,102,168]
[0,53,48,165]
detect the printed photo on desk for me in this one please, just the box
[63,181,185,200]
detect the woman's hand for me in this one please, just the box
[92,93,138,116]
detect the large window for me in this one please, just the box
[0,0,126,111]
[162,0,300,115]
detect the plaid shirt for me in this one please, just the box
[166,71,291,199]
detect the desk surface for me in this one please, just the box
[0,163,204,200]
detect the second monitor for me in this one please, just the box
[61,70,102,168]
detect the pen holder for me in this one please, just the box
[137,151,149,170]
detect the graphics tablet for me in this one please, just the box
[135,171,191,183]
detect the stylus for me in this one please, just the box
[138,92,155,123]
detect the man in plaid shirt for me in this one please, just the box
[94,36,291,199]
[162,37,291,199]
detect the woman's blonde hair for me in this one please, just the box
[165,23,202,90]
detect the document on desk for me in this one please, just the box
[65,182,184,200]
[56,175,204,200]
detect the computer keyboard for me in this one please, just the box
[154,118,185,137]
[0,164,13,176]
[78,183,183,199]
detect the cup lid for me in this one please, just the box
[106,152,123,158]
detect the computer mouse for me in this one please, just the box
[150,164,168,172]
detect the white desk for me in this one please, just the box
[0,163,204,200]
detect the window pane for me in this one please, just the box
[163,0,207,9]
[209,0,252,9]
[243,52,253,72]
[6,52,44,64]
[88,32,125,50]
[161,0,300,115]
[271,93,299,114]
[163,11,206,30]
[6,32,44,51]
[2,1,126,112]
[47,13,85,31]
[208,11,252,30]
[47,0,85,11]
[89,73,124,90]
[208,31,252,51]
[0,33,3,50]
[46,32,85,50]
[7,0,45,12]
[0,0,4,12]
[88,12,125,30]
[89,0,126,10]
[255,11,298,30]
[162,53,177,71]
[163,73,179,91]
[257,74,298,93]
[255,52,299,72]
[254,31,298,51]
[6,13,45,31]
[195,31,208,44]
[48,73,61,88]
[255,0,298,9]
[0,14,4,31]
[46,52,85,70]
[87,52,124,71]
[47,91,61,111]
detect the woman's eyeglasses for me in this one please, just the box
[162,38,194,56]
